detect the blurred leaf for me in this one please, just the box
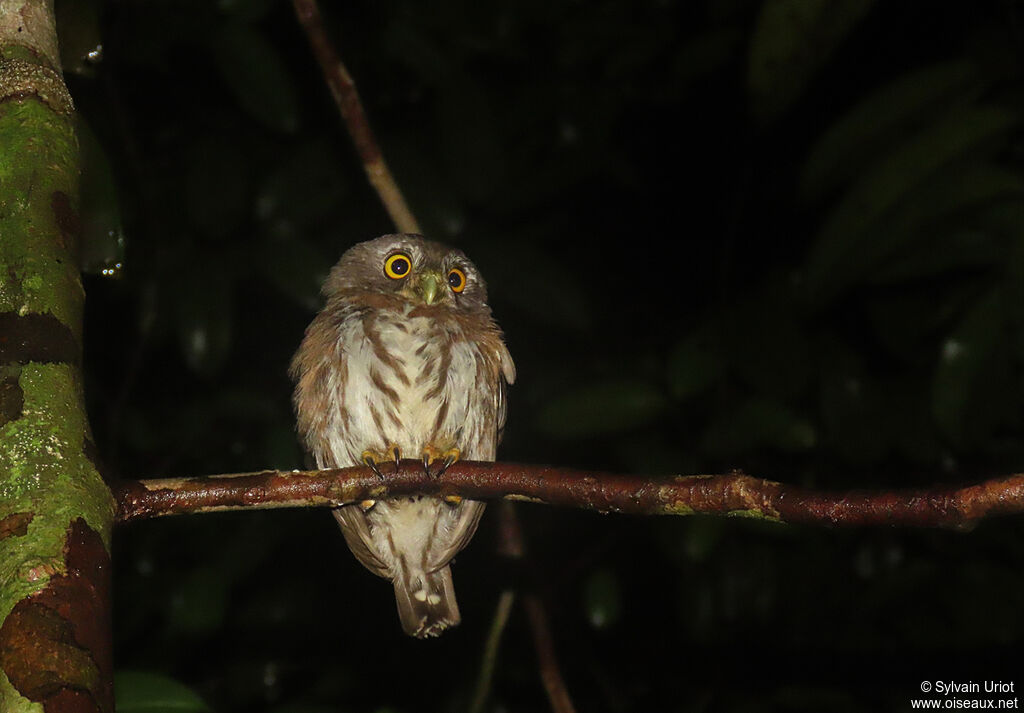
[613,434,694,476]
[475,239,591,330]
[834,161,1022,290]
[435,80,505,203]
[213,24,299,133]
[748,0,876,123]
[386,132,467,240]
[667,329,724,400]
[702,397,816,456]
[800,59,980,201]
[218,0,275,22]
[932,289,1015,446]
[865,282,979,362]
[256,139,350,231]
[806,105,1019,300]
[818,343,887,463]
[582,568,621,629]
[722,285,812,400]
[537,379,667,439]
[115,671,212,713]
[682,517,725,563]
[257,235,332,312]
[185,138,250,241]
[175,261,234,374]
[264,423,304,470]
[671,29,744,85]
[168,566,230,634]
[872,229,1001,284]
[1003,225,1024,362]
[77,117,126,276]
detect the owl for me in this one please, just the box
[290,234,515,638]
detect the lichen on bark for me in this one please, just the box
[1,1,115,711]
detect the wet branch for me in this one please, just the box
[114,461,1024,527]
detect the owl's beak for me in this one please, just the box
[414,272,443,305]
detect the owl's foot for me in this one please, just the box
[362,445,401,480]
[421,445,460,480]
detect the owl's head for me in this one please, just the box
[323,234,490,311]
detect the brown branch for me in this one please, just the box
[291,0,422,234]
[113,460,1024,527]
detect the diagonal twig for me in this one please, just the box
[497,502,577,713]
[468,589,517,713]
[291,0,421,234]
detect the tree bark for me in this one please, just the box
[0,2,115,712]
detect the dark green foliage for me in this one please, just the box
[57,0,1024,710]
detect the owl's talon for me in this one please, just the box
[362,453,384,480]
[422,446,460,479]
[362,446,402,480]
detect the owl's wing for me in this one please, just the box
[427,499,487,573]
[333,506,392,578]
[495,341,516,443]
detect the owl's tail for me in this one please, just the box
[392,564,461,638]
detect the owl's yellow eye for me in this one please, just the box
[447,268,466,293]
[384,253,412,279]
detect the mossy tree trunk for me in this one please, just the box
[0,1,115,711]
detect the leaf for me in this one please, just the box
[871,229,1001,285]
[257,235,332,312]
[256,139,350,231]
[537,379,667,439]
[833,161,1022,290]
[77,117,126,276]
[472,238,591,330]
[817,343,888,463]
[434,79,505,203]
[175,261,234,375]
[213,24,299,133]
[800,59,981,202]
[864,282,978,363]
[721,284,812,400]
[701,397,816,456]
[582,568,621,629]
[667,329,724,400]
[748,0,876,123]
[218,0,275,22]
[115,671,212,713]
[931,289,1014,446]
[671,29,744,86]
[384,132,467,240]
[805,105,1019,301]
[168,566,229,634]
[184,138,250,241]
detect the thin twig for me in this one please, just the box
[499,502,577,713]
[523,595,577,713]
[468,590,516,713]
[113,461,1024,529]
[291,0,421,234]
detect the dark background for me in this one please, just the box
[58,0,1024,711]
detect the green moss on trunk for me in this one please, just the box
[1,3,115,710]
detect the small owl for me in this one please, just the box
[290,234,515,637]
